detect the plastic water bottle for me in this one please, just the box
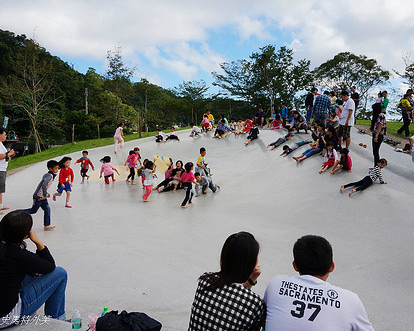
[101,306,109,317]
[71,310,82,329]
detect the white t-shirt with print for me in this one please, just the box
[340,99,355,126]
[264,274,374,331]
[0,142,8,172]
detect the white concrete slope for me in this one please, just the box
[5,127,414,331]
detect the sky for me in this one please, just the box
[1,0,414,95]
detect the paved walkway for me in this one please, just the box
[5,127,414,330]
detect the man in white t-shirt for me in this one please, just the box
[264,235,374,331]
[338,90,355,150]
[0,128,15,214]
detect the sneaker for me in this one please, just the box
[52,194,56,201]
[65,204,72,208]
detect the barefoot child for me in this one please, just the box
[99,156,119,184]
[340,158,387,197]
[330,148,352,174]
[166,127,180,141]
[244,122,259,145]
[22,160,59,231]
[280,140,311,157]
[76,150,94,184]
[165,169,182,191]
[194,172,220,197]
[319,142,338,173]
[200,115,210,132]
[142,161,155,202]
[181,162,200,208]
[242,117,253,134]
[124,147,142,185]
[53,157,74,208]
[267,128,295,150]
[189,123,202,137]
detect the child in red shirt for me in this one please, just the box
[53,156,74,208]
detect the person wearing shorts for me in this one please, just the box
[0,128,15,214]
[338,90,355,150]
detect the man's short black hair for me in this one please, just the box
[0,127,6,135]
[293,235,333,276]
[47,160,59,169]
[311,88,318,93]
[340,90,349,97]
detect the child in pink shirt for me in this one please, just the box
[99,156,119,184]
[181,162,200,208]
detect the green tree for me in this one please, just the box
[172,80,210,124]
[212,59,255,108]
[104,45,135,124]
[314,52,390,118]
[2,38,61,152]
[394,54,414,90]
[250,45,312,114]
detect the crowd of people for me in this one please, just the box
[0,86,413,329]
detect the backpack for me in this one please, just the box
[95,310,162,331]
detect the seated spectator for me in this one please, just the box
[155,160,183,192]
[154,129,167,143]
[270,113,282,130]
[293,122,325,163]
[244,122,259,145]
[330,148,352,174]
[189,123,201,137]
[188,232,265,331]
[200,115,210,132]
[292,111,308,133]
[166,127,180,141]
[255,108,266,128]
[213,120,231,139]
[324,125,339,150]
[326,111,339,130]
[219,114,229,126]
[264,235,374,330]
[0,211,67,328]
[242,117,253,134]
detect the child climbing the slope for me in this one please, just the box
[142,161,155,202]
[99,156,119,184]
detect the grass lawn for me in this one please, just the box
[356,119,413,137]
[7,128,188,171]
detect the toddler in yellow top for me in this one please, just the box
[196,147,212,177]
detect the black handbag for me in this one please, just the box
[96,310,162,331]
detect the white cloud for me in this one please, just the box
[2,0,414,85]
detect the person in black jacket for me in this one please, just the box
[0,211,67,328]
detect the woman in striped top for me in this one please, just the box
[340,158,387,197]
